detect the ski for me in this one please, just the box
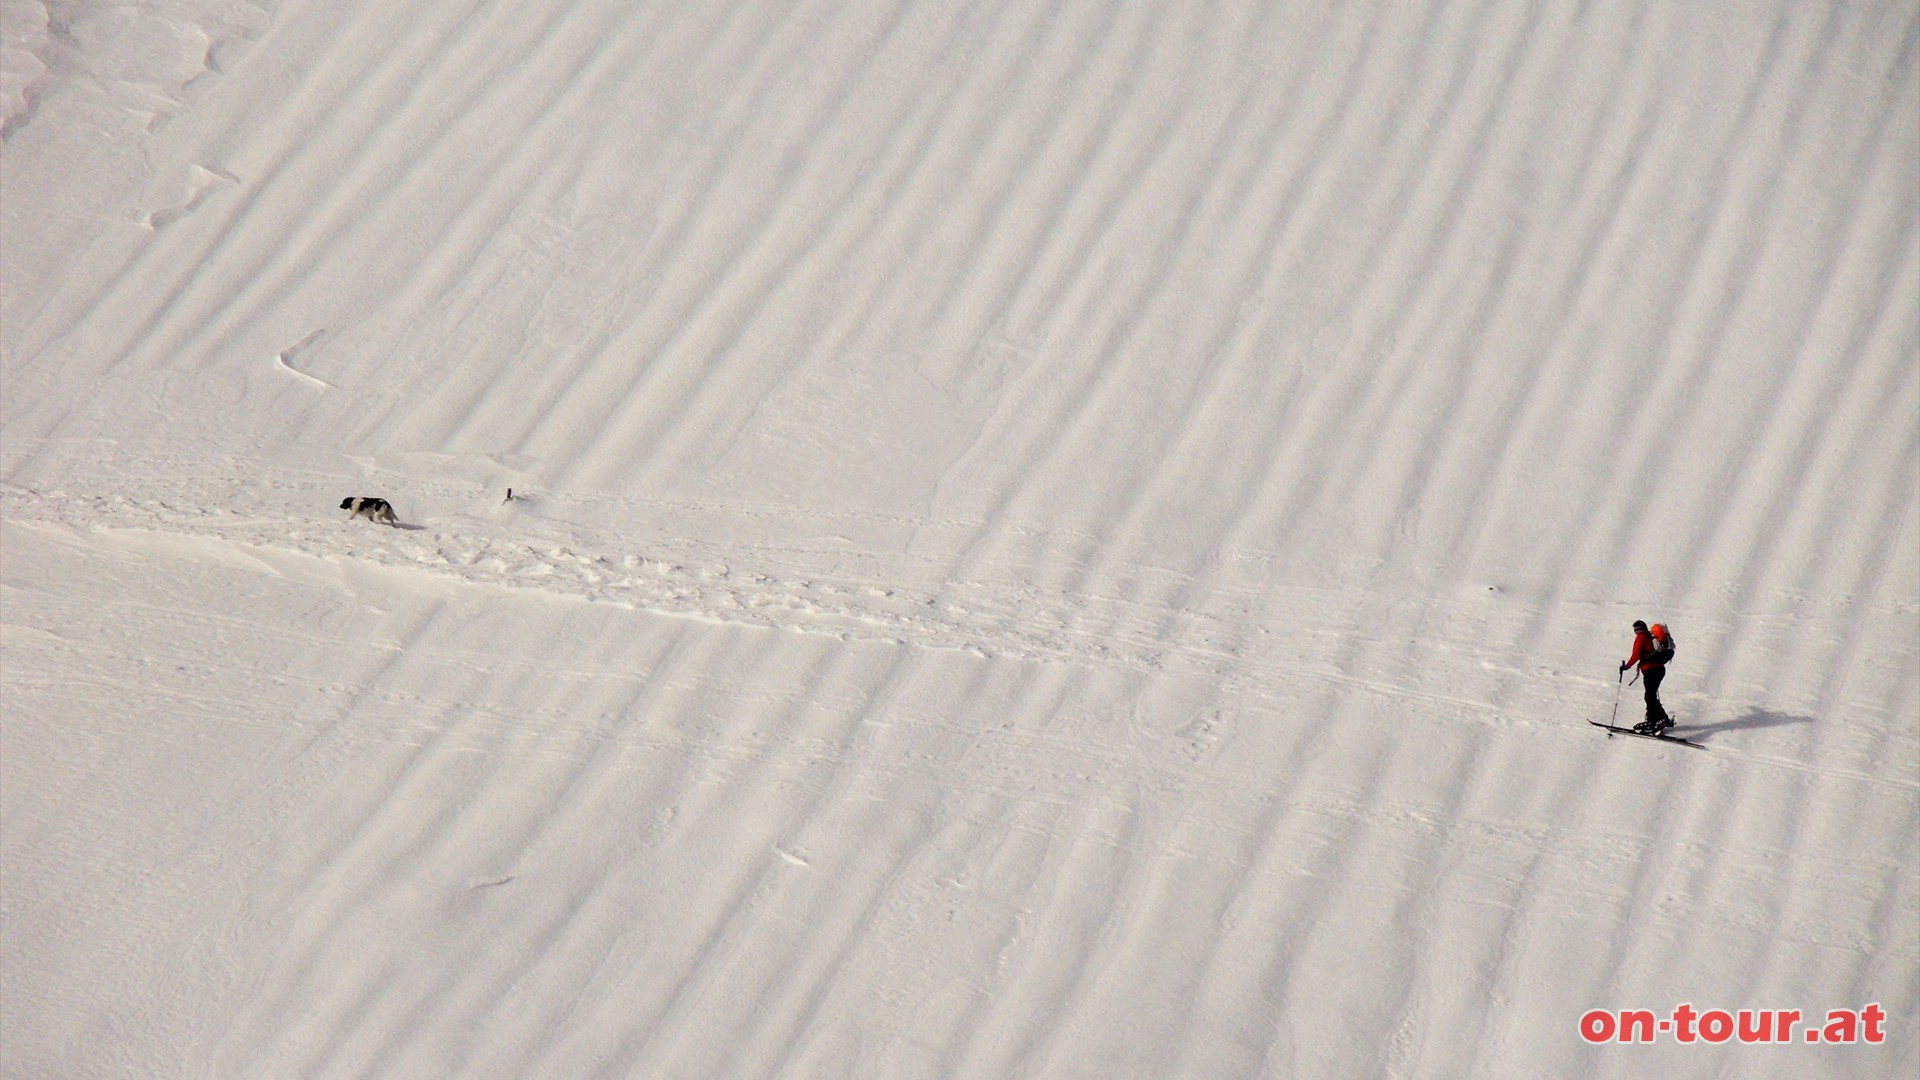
[1589,720,1704,749]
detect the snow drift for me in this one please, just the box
[3,0,1915,1076]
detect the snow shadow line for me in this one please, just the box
[1676,709,1816,741]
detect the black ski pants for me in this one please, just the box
[1642,665,1668,724]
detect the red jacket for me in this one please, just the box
[1626,628,1665,671]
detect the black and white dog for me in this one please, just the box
[339,496,399,525]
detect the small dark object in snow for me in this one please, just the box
[340,496,398,525]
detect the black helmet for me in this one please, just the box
[1632,620,1648,631]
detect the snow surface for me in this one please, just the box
[2,0,1915,1076]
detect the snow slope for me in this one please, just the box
[2,0,1915,1076]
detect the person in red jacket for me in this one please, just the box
[1620,620,1672,733]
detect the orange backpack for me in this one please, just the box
[1648,623,1675,665]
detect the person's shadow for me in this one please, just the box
[1673,709,1815,742]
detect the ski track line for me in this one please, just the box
[0,484,1484,714]
[8,482,1913,799]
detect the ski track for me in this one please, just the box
[3,465,1904,1076]
[0,480,1506,722]
[7,474,1911,796]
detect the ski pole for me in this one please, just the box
[1608,667,1624,727]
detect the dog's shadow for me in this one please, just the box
[392,522,427,531]
[1675,709,1816,742]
